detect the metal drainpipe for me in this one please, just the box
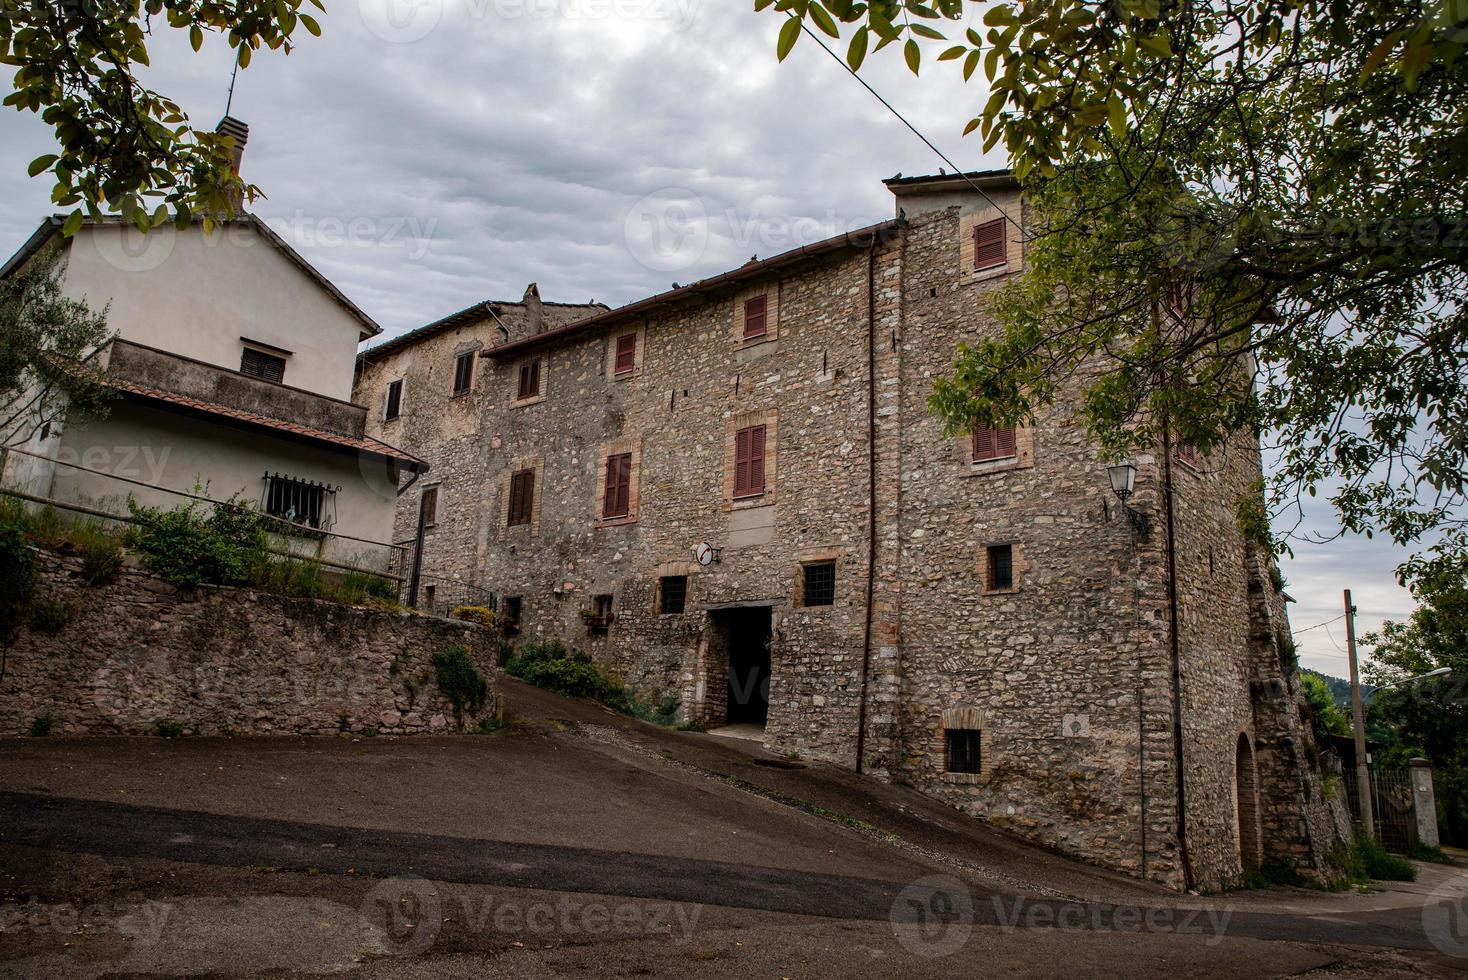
[1162,424,1195,890]
[854,241,879,775]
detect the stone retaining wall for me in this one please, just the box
[1,550,498,737]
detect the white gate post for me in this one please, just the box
[1409,757,1440,848]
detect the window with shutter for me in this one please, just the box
[971,424,1018,462]
[743,295,768,339]
[973,217,1007,271]
[420,486,438,527]
[734,424,767,497]
[614,333,637,375]
[603,452,632,518]
[384,379,403,420]
[502,596,522,635]
[240,347,286,383]
[452,351,475,396]
[517,360,541,400]
[508,469,535,526]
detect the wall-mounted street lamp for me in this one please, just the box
[1107,460,1151,538]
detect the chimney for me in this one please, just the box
[522,282,543,335]
[215,116,250,214]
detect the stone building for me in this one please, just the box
[354,171,1340,890]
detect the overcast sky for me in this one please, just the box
[0,0,1418,675]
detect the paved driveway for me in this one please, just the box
[1,678,1464,977]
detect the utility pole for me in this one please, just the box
[1344,589,1374,838]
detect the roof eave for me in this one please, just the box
[483,218,905,361]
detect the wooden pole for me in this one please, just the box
[1345,588,1375,838]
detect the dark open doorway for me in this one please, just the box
[719,607,772,726]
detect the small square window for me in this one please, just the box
[384,379,403,420]
[743,295,768,339]
[659,575,688,615]
[973,218,1006,271]
[419,486,438,527]
[986,544,1014,592]
[241,347,286,383]
[452,351,475,396]
[946,728,982,774]
[502,596,522,636]
[614,333,637,375]
[802,560,836,607]
[517,360,541,400]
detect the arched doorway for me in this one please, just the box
[1235,732,1262,872]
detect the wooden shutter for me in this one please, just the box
[508,469,534,526]
[603,453,632,518]
[973,218,1006,270]
[241,347,285,383]
[453,352,474,395]
[735,424,766,497]
[743,295,768,339]
[385,379,403,420]
[518,361,540,399]
[420,486,438,526]
[972,423,1017,462]
[614,334,637,374]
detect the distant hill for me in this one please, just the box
[1302,668,1374,705]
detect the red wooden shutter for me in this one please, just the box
[614,334,637,374]
[748,424,766,494]
[973,218,1006,270]
[743,296,768,339]
[603,453,631,517]
[972,424,1017,462]
[734,428,751,496]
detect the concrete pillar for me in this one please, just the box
[1409,757,1440,848]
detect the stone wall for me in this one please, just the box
[353,174,1338,890]
[0,550,498,737]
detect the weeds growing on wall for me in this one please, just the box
[0,519,36,645]
[26,597,71,634]
[431,644,489,726]
[453,605,495,629]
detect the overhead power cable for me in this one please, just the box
[797,20,1025,237]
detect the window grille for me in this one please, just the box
[262,472,337,530]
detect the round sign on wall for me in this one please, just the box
[692,543,719,566]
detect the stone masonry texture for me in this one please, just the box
[355,175,1342,891]
[2,550,498,737]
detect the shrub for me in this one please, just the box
[28,715,53,737]
[248,554,327,599]
[27,597,71,634]
[1241,859,1307,889]
[0,521,37,641]
[453,605,496,629]
[432,644,489,725]
[154,718,184,738]
[74,522,123,584]
[338,569,397,605]
[504,639,629,709]
[1409,841,1453,865]
[126,496,268,588]
[1349,836,1418,882]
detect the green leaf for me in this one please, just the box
[299,12,321,35]
[27,154,57,177]
[937,44,966,61]
[1358,29,1403,80]
[807,1,839,38]
[846,27,868,69]
[1138,31,1173,58]
[777,15,801,60]
[904,37,921,74]
[189,25,203,51]
[983,5,1014,26]
[1107,96,1127,138]
[61,210,84,237]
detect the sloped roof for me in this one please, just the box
[0,214,384,340]
[483,219,904,361]
[111,375,428,471]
